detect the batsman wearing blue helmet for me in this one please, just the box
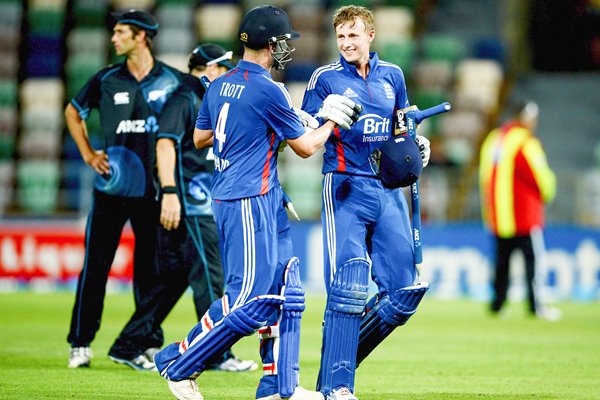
[153,5,362,400]
[108,44,258,372]
[301,6,431,400]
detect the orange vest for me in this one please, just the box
[479,122,556,237]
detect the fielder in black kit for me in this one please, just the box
[65,9,185,371]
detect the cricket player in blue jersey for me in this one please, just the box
[110,44,258,372]
[153,5,362,400]
[301,6,431,400]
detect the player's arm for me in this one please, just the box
[286,120,336,158]
[193,128,213,149]
[286,98,363,158]
[64,102,109,175]
[193,98,214,149]
[523,137,556,203]
[156,138,181,230]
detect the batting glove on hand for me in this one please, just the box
[416,135,431,168]
[294,107,319,132]
[281,187,300,221]
[317,94,363,130]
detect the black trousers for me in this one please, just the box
[109,215,230,361]
[67,190,161,348]
[490,234,539,314]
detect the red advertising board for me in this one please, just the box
[0,221,134,281]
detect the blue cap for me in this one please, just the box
[111,9,159,37]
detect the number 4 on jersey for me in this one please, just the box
[215,102,229,152]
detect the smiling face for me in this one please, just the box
[335,16,374,67]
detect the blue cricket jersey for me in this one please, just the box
[302,53,409,177]
[196,60,304,201]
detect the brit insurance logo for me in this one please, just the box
[115,116,159,134]
[357,113,390,142]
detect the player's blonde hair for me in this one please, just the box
[332,5,375,32]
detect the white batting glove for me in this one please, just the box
[416,135,431,168]
[317,94,363,130]
[294,107,319,132]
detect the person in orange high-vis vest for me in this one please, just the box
[479,101,561,321]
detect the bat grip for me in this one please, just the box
[414,102,452,124]
[411,181,423,265]
[199,76,211,90]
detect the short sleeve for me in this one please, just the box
[394,68,409,110]
[70,72,102,120]
[301,73,329,116]
[195,92,212,131]
[158,90,194,141]
[264,83,304,141]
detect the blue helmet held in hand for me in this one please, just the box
[372,134,422,189]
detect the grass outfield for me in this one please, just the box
[0,292,598,399]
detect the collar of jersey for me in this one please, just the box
[118,57,161,80]
[339,51,379,79]
[236,60,272,77]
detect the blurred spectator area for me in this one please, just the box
[0,0,598,226]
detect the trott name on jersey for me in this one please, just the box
[219,82,246,100]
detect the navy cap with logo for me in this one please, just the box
[238,5,299,50]
[188,44,235,71]
[375,134,423,189]
[111,9,159,38]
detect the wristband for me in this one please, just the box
[162,186,177,194]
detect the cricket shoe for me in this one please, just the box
[536,306,562,322]
[68,346,92,368]
[326,387,358,400]
[144,347,161,362]
[108,353,157,371]
[167,379,204,400]
[257,386,324,400]
[211,356,258,372]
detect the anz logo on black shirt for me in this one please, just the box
[116,116,159,134]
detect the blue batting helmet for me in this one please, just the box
[374,134,422,189]
[238,5,299,50]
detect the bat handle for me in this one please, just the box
[411,180,423,265]
[414,102,451,124]
[199,76,211,90]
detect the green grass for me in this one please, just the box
[0,292,598,399]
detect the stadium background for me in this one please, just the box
[0,0,599,301]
